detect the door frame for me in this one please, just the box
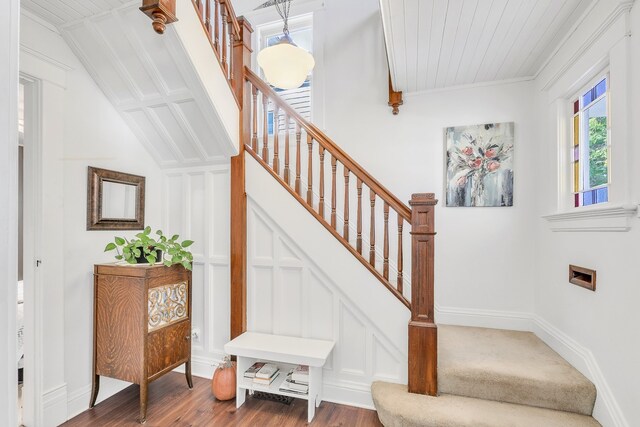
[20,74,45,427]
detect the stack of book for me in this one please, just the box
[245,362,280,386]
[278,365,309,395]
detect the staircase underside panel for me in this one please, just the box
[59,1,239,168]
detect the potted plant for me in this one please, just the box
[211,355,236,400]
[104,226,194,270]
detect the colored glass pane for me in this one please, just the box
[594,78,606,98]
[596,187,608,203]
[573,100,579,114]
[573,161,579,193]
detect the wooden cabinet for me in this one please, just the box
[90,263,193,423]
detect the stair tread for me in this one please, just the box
[372,382,601,427]
[438,325,596,415]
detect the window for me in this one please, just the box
[571,75,609,207]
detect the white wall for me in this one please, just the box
[20,12,165,424]
[316,0,538,317]
[0,0,20,426]
[532,2,640,426]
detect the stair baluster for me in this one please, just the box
[383,202,389,280]
[343,167,350,241]
[370,190,376,266]
[356,178,363,254]
[273,106,280,174]
[284,114,290,185]
[319,146,325,218]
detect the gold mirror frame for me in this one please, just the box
[87,166,146,230]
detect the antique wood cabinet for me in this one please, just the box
[90,263,193,423]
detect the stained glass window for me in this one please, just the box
[571,76,609,207]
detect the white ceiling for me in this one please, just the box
[380,0,595,93]
[21,0,132,26]
[23,0,597,96]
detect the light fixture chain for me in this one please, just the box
[274,0,292,35]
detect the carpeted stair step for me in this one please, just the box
[438,325,596,415]
[371,382,601,427]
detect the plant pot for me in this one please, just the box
[134,248,162,264]
[211,362,236,401]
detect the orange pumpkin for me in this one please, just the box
[211,360,236,401]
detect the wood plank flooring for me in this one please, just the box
[63,372,384,426]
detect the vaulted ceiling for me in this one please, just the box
[23,0,597,96]
[380,0,595,93]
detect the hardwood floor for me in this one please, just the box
[64,372,384,426]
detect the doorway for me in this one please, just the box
[19,75,43,427]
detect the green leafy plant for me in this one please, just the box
[104,227,194,271]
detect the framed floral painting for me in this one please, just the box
[445,122,514,207]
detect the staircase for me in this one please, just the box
[144,0,601,425]
[372,325,600,426]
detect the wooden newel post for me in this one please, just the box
[408,193,437,396]
[230,17,253,340]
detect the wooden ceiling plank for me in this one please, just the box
[403,0,421,93]
[473,0,524,83]
[443,0,479,88]
[424,0,449,90]
[497,0,557,80]
[434,0,464,89]
[523,0,590,76]
[416,0,434,92]
[488,0,541,82]
[457,0,508,85]
[451,0,491,86]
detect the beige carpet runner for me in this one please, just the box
[372,325,600,427]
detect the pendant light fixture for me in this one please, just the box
[257,0,315,90]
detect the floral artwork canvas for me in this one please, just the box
[445,122,514,207]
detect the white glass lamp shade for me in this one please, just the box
[257,35,315,90]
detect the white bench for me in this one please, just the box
[224,332,335,422]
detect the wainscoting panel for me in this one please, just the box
[163,166,231,367]
[247,199,408,407]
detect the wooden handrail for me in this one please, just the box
[244,68,411,222]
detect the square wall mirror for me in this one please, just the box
[87,166,145,230]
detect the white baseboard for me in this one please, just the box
[42,383,67,427]
[66,378,130,421]
[322,378,375,409]
[172,353,224,380]
[532,316,628,427]
[435,304,534,331]
[434,304,627,427]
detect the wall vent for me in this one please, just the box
[569,265,596,291]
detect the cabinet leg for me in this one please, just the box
[185,360,194,389]
[138,382,148,424]
[89,374,100,408]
